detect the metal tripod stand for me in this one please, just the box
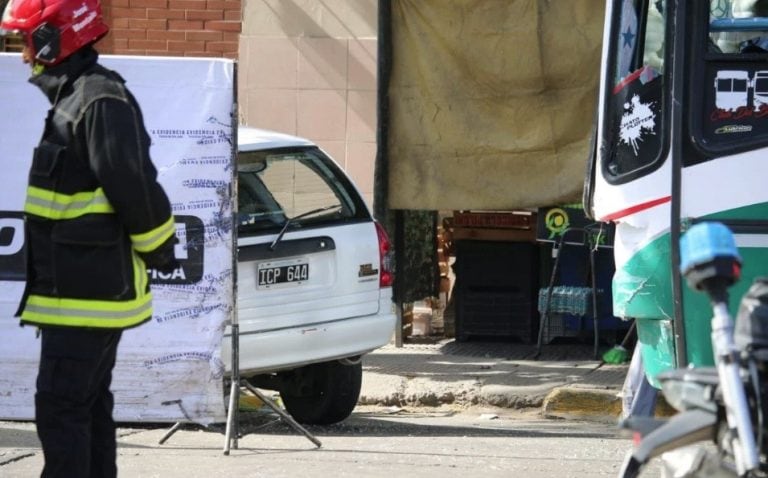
[222,323,321,453]
[156,323,321,450]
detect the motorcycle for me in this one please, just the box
[618,222,768,477]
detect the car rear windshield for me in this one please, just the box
[237,146,369,236]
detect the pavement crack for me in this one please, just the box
[0,452,36,466]
[118,428,152,438]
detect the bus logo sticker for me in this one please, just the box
[620,94,656,155]
[715,70,749,111]
[711,70,768,120]
[714,124,753,134]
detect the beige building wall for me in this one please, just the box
[239,0,378,206]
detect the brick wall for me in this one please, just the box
[101,0,241,58]
[0,34,23,53]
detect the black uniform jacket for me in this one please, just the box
[18,46,177,329]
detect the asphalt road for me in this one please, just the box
[0,405,659,477]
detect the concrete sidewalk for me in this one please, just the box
[359,339,632,422]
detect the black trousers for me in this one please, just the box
[35,327,122,478]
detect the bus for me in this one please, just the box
[714,70,750,111]
[584,0,768,386]
[753,70,768,109]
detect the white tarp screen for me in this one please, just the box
[0,54,235,423]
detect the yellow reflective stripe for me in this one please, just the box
[133,250,148,297]
[24,186,114,219]
[21,293,152,329]
[131,216,176,253]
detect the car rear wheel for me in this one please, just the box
[279,360,362,425]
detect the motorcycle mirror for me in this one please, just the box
[679,222,741,297]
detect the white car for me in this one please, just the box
[221,126,395,425]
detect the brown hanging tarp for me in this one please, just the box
[385,0,604,210]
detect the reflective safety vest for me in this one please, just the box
[19,50,176,329]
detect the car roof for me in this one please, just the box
[238,126,315,152]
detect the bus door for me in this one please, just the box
[585,0,768,386]
[584,0,674,385]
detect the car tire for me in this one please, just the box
[280,360,362,425]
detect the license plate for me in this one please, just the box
[257,259,309,289]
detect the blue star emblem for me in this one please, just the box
[622,27,635,48]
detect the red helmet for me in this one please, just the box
[1,0,109,65]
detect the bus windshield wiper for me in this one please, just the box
[269,204,342,251]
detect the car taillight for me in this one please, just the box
[374,221,393,287]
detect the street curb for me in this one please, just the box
[542,387,622,422]
[541,386,678,422]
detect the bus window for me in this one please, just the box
[601,0,666,184]
[689,1,768,160]
[709,0,768,54]
[613,1,665,90]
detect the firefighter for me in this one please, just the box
[0,0,178,476]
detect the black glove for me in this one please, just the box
[139,235,180,273]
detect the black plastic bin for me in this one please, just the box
[453,240,539,343]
